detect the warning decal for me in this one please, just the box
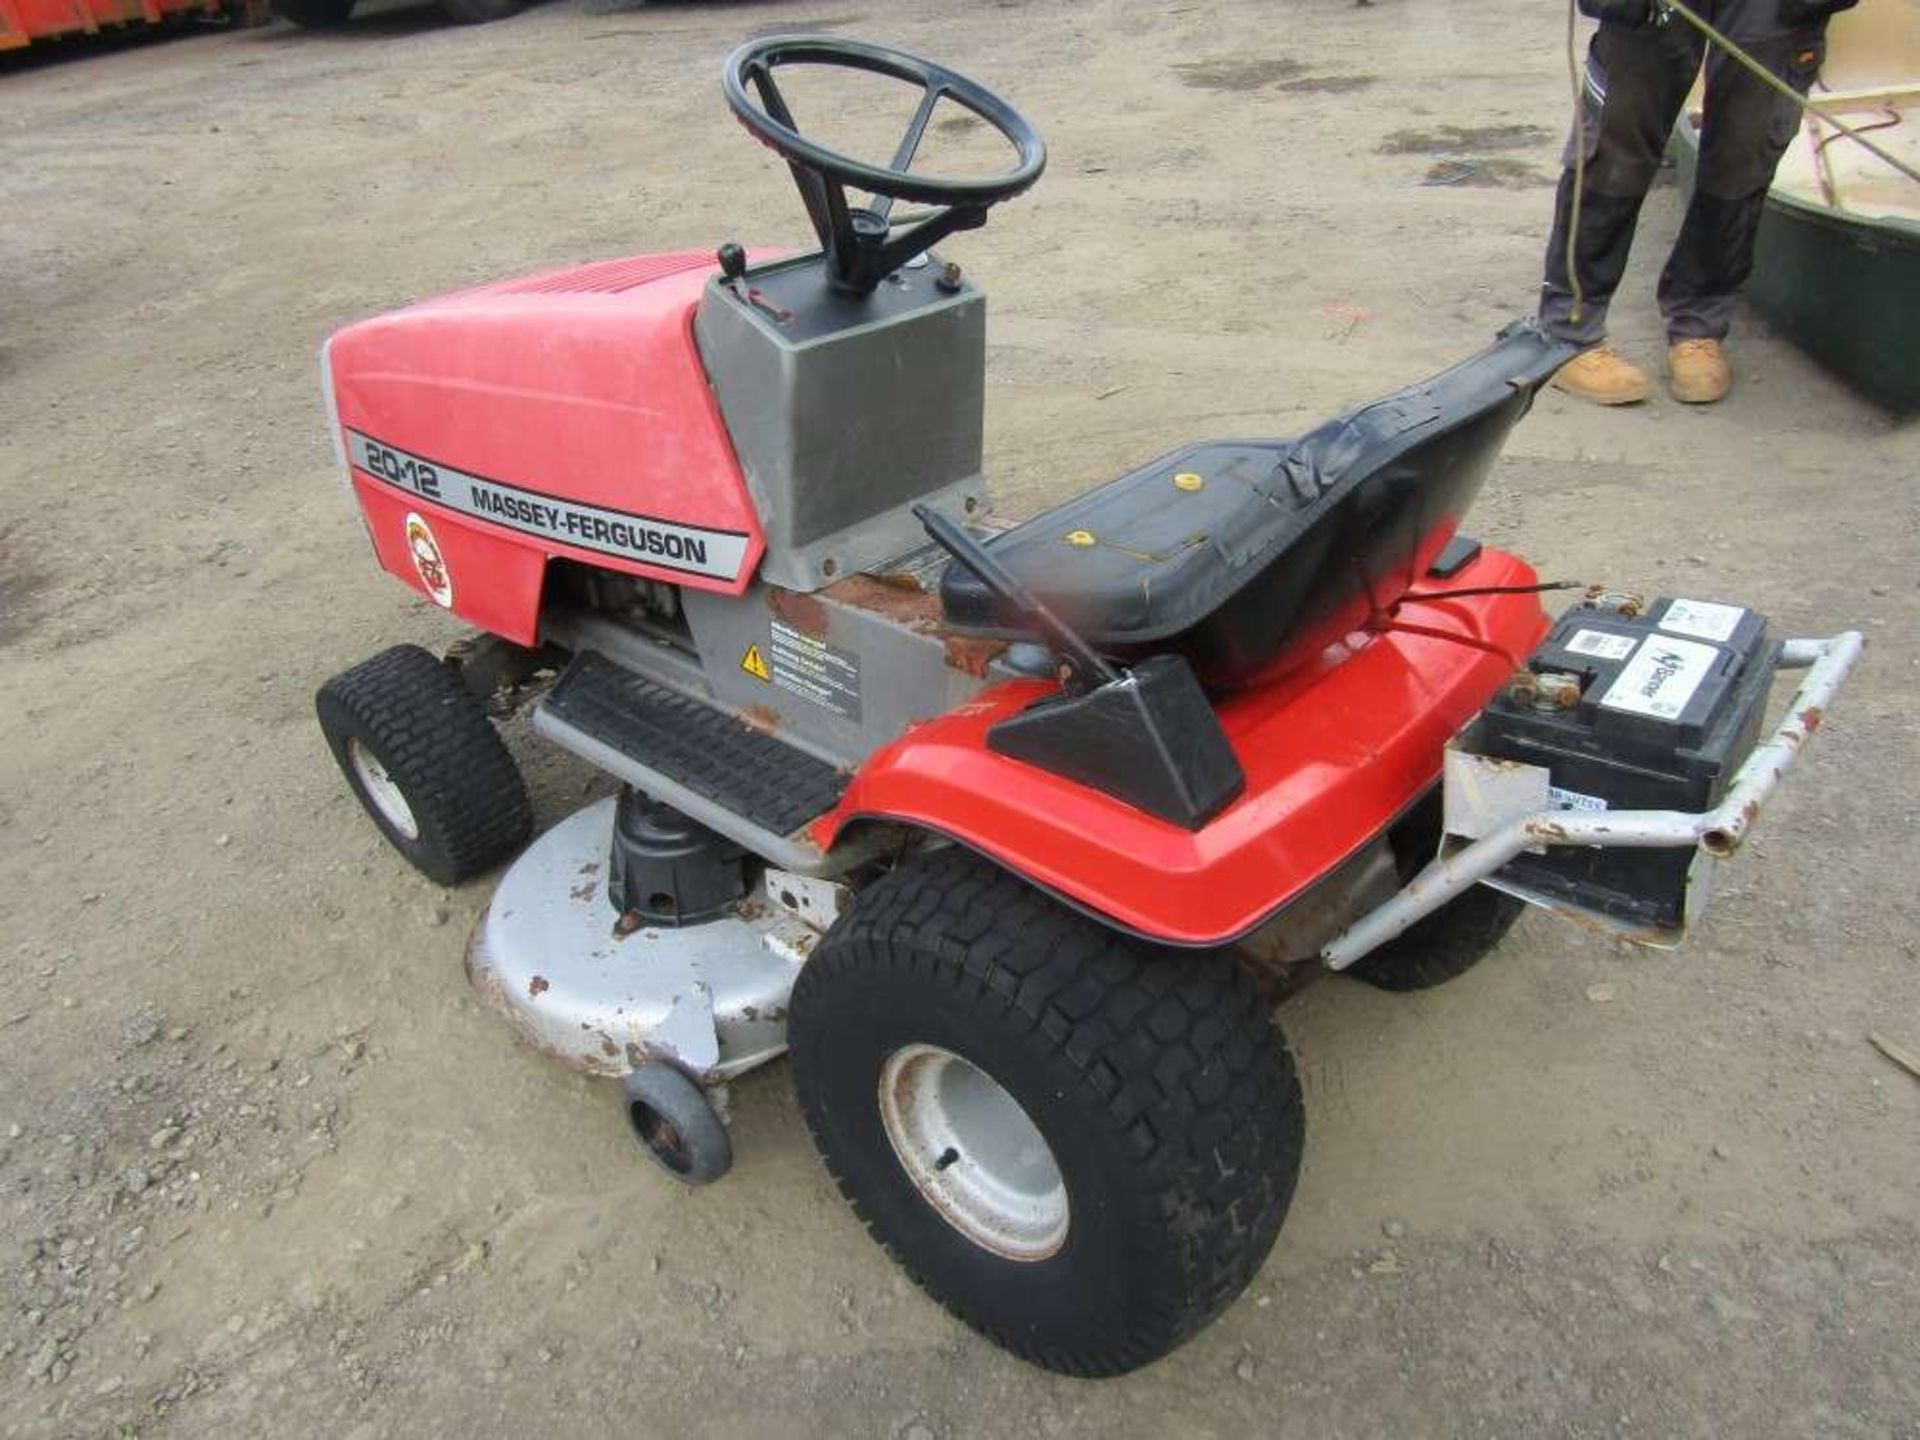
[769,619,861,721]
[740,644,771,682]
[1598,635,1719,720]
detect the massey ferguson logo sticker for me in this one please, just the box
[1599,634,1719,721]
[347,431,749,582]
[404,512,454,608]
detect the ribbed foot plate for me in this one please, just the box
[540,652,848,837]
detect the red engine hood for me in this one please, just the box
[325,251,769,634]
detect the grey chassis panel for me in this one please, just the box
[681,582,996,771]
[543,579,1000,774]
[694,254,988,593]
[538,577,1000,870]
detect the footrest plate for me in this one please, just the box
[541,651,849,838]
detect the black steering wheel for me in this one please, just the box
[722,35,1047,296]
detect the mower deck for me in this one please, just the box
[465,797,821,1082]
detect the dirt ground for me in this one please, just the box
[2,0,1916,1434]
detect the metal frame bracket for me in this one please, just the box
[1322,632,1864,968]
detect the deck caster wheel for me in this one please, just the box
[316,644,533,886]
[622,1064,732,1186]
[790,848,1304,1377]
[1345,884,1526,992]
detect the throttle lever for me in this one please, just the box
[913,504,1120,693]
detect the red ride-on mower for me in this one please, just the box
[314,37,1863,1375]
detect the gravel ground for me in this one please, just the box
[2,0,1916,1436]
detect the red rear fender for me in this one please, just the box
[814,547,1550,947]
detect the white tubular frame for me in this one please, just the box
[1321,632,1865,970]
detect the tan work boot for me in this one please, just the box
[1669,338,1732,404]
[1550,345,1652,406]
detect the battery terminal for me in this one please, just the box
[1508,670,1583,711]
[1582,587,1646,618]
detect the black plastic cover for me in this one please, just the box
[544,651,849,837]
[608,788,748,926]
[1468,596,1778,930]
[987,654,1245,830]
[940,324,1575,686]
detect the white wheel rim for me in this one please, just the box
[347,737,419,840]
[877,1043,1069,1262]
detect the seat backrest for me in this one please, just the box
[939,323,1575,686]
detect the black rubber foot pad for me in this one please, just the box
[543,652,848,837]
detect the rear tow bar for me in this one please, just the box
[1322,631,1866,967]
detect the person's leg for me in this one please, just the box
[1659,3,1826,353]
[1539,17,1706,346]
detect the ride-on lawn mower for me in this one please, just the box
[314,36,1863,1375]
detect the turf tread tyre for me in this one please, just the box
[1346,884,1526,991]
[317,644,532,886]
[790,847,1304,1376]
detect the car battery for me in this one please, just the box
[1457,595,1779,931]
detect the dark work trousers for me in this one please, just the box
[1537,1,1829,346]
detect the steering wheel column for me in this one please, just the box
[723,37,1047,296]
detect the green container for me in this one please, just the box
[1674,122,1920,416]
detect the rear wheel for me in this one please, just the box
[273,0,356,26]
[1345,884,1526,992]
[316,644,533,885]
[790,848,1304,1376]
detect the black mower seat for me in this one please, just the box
[939,323,1574,686]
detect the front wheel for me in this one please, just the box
[316,644,533,885]
[790,848,1305,1377]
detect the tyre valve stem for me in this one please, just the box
[934,1146,960,1172]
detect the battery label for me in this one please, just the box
[1565,628,1639,661]
[1660,598,1744,643]
[769,619,862,722]
[1598,635,1720,720]
[1548,785,1609,813]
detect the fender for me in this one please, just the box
[812,548,1552,946]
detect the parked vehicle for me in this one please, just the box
[314,36,1863,1374]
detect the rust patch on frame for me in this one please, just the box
[943,636,1008,677]
[825,573,944,631]
[767,585,830,638]
[739,703,782,736]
